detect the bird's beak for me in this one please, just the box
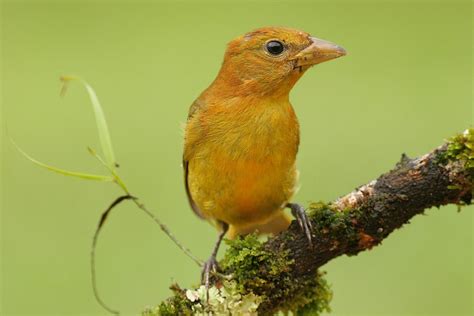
[292,37,346,67]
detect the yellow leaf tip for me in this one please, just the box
[60,75,78,82]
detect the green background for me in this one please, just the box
[1,0,472,315]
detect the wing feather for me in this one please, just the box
[183,159,205,219]
[183,98,207,220]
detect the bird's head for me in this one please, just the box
[213,26,346,98]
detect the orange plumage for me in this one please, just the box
[183,26,345,283]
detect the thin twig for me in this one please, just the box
[131,197,204,267]
[87,146,203,267]
[91,195,134,315]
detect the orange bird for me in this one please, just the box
[183,26,346,285]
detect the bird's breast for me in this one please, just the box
[204,99,300,161]
[187,99,300,225]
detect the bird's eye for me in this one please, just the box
[266,40,285,55]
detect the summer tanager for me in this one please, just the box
[183,26,346,285]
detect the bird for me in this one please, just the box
[183,26,346,287]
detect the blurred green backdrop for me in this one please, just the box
[1,0,472,315]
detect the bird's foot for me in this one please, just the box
[287,203,314,247]
[201,256,220,290]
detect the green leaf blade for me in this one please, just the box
[11,139,112,182]
[61,76,117,169]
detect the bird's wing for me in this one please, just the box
[183,159,205,219]
[183,98,206,219]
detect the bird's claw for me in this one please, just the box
[287,203,314,248]
[201,256,220,290]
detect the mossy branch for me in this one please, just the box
[146,129,473,316]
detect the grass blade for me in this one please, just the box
[61,76,117,169]
[11,139,112,181]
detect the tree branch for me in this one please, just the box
[144,129,473,316]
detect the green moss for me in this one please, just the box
[308,203,360,248]
[221,234,292,295]
[307,201,331,215]
[142,284,192,316]
[294,271,332,316]
[266,270,332,315]
[220,233,332,315]
[441,128,474,176]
